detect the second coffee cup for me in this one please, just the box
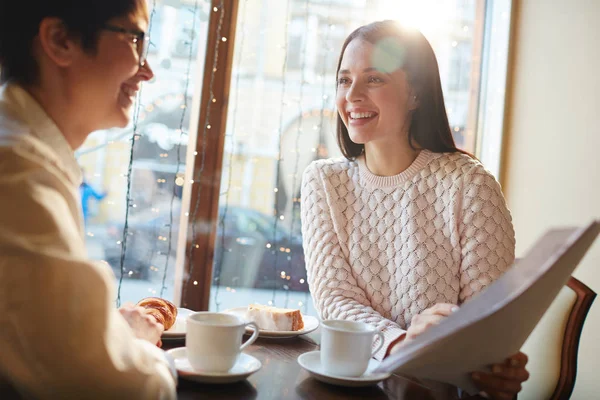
[320,320,384,377]
[186,312,259,372]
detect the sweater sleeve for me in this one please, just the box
[0,157,176,399]
[458,166,516,303]
[301,162,405,360]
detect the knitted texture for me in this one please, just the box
[301,150,515,359]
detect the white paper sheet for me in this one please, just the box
[375,220,600,395]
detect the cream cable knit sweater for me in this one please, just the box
[0,84,176,398]
[301,150,515,359]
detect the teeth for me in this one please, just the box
[350,112,376,119]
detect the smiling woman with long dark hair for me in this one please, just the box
[301,20,529,399]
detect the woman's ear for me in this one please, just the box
[408,90,420,111]
[36,17,79,68]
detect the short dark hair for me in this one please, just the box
[0,0,147,85]
[335,20,463,159]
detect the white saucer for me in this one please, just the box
[162,308,193,339]
[223,307,320,338]
[166,347,262,384]
[297,351,392,387]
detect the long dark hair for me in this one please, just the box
[336,20,462,159]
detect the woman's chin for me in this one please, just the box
[348,133,369,145]
[113,107,133,128]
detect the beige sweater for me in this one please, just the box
[301,150,515,359]
[0,84,176,399]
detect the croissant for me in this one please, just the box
[136,297,178,330]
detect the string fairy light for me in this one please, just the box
[299,0,336,314]
[316,6,335,164]
[115,0,159,307]
[282,0,311,309]
[160,0,201,298]
[114,0,208,304]
[212,0,249,311]
[195,0,340,313]
[113,42,140,300]
[269,0,292,307]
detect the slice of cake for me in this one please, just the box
[245,304,304,331]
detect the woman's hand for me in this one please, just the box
[471,352,529,400]
[405,303,458,342]
[386,304,529,399]
[118,304,164,347]
[387,303,458,355]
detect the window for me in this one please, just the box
[286,17,306,71]
[77,0,513,312]
[77,0,211,305]
[448,41,472,92]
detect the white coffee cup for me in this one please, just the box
[186,312,259,372]
[320,320,385,377]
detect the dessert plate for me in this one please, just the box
[162,307,194,339]
[223,307,319,338]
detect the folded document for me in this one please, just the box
[375,221,600,394]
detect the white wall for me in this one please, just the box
[502,0,600,397]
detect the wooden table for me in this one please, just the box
[1,336,482,399]
[165,335,481,400]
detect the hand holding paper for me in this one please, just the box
[405,304,459,342]
[389,303,530,400]
[389,303,458,355]
[376,221,599,395]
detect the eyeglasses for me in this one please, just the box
[102,24,150,67]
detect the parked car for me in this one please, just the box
[103,204,308,292]
[214,206,307,291]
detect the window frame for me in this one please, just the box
[176,0,240,310]
[475,0,515,181]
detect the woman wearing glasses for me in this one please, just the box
[0,1,175,399]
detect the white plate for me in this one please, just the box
[223,307,319,338]
[166,347,261,384]
[297,351,391,387]
[162,308,194,339]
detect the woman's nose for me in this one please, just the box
[346,81,365,102]
[138,61,155,81]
